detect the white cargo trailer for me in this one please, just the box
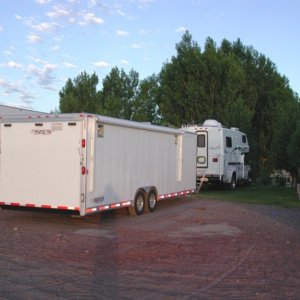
[184,119,250,189]
[0,113,196,216]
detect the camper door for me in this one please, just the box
[196,131,208,168]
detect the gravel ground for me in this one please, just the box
[0,196,299,299]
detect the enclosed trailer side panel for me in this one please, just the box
[85,121,196,212]
[0,121,82,210]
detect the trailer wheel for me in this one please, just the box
[128,190,145,216]
[228,173,236,190]
[144,189,157,213]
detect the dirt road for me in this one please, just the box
[1,197,300,299]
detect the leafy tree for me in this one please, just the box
[159,31,205,126]
[59,71,100,113]
[272,88,298,169]
[132,74,160,123]
[99,67,139,120]
[288,119,300,183]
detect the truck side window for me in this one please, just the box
[226,136,232,148]
[242,134,247,143]
[197,134,205,147]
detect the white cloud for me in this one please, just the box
[3,45,15,56]
[132,43,142,49]
[29,57,48,65]
[121,59,129,65]
[28,34,42,43]
[30,22,59,33]
[138,29,150,35]
[7,61,23,69]
[135,0,156,9]
[51,45,61,51]
[89,0,97,6]
[46,5,69,18]
[63,62,76,68]
[116,30,130,37]
[4,50,13,56]
[15,14,22,20]
[27,63,57,90]
[79,12,104,25]
[175,26,187,33]
[0,78,36,102]
[0,25,3,32]
[93,61,109,68]
[35,0,52,4]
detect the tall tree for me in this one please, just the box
[99,67,139,120]
[59,71,100,113]
[132,74,160,123]
[159,31,205,126]
[288,118,300,183]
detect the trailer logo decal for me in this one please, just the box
[31,129,52,135]
[52,123,63,131]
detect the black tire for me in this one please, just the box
[144,190,157,213]
[228,173,236,190]
[128,190,145,216]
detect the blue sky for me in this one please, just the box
[0,0,299,113]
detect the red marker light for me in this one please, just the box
[82,139,86,148]
[81,166,86,175]
[212,158,218,163]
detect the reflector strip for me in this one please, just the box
[0,201,80,211]
[57,206,68,210]
[158,189,195,201]
[85,200,132,214]
[41,205,51,209]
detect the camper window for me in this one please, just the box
[242,134,247,143]
[197,134,205,148]
[226,136,232,148]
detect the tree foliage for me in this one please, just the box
[59,71,100,113]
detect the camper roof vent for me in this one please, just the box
[203,119,222,127]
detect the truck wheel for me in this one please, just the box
[144,189,157,213]
[128,190,145,216]
[229,173,236,190]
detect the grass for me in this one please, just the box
[198,184,300,208]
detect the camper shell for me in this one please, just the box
[184,119,250,189]
[0,113,196,216]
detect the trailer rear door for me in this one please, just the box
[0,120,82,210]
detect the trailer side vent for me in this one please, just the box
[4,124,12,127]
[68,122,77,126]
[35,123,43,127]
[97,124,104,138]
